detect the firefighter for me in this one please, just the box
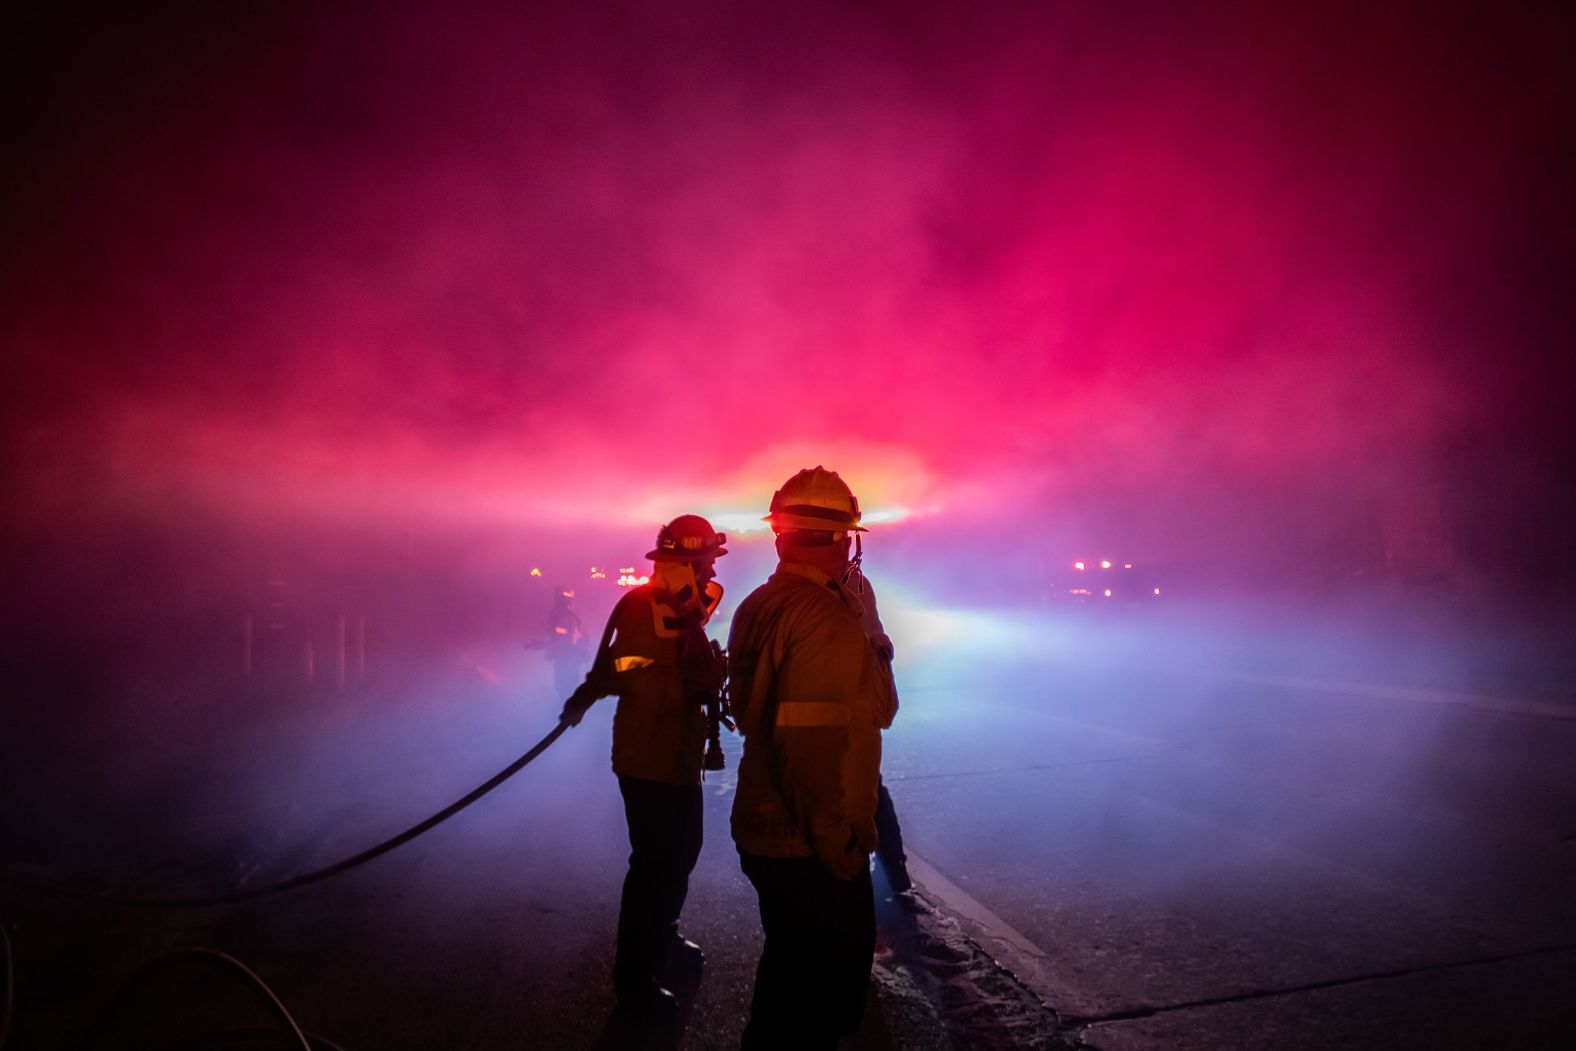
[544,586,586,698]
[729,468,898,1049]
[559,515,729,1020]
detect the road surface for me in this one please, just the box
[3,603,1573,1049]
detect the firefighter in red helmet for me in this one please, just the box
[728,468,898,1049]
[560,514,729,1020]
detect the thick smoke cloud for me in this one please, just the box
[0,16,1571,1030]
[2,1,1570,580]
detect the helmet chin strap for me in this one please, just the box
[842,532,865,594]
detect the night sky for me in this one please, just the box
[3,1,1572,596]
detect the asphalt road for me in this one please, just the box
[879,606,1576,1049]
[3,602,1574,1049]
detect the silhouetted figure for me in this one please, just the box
[856,575,912,894]
[561,516,729,1022]
[730,468,897,1050]
[545,586,586,698]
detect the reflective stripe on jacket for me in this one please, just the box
[604,586,712,785]
[728,562,897,879]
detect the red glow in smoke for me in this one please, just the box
[3,2,1569,566]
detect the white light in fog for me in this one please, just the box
[1074,561,1085,571]
[707,511,772,533]
[1100,560,1112,569]
[1154,587,1161,595]
[1104,588,1112,597]
[708,505,909,533]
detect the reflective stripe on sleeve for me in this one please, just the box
[613,656,656,672]
[775,702,850,728]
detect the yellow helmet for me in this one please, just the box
[764,466,865,535]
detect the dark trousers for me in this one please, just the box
[874,779,906,873]
[739,853,875,1051]
[614,776,703,987]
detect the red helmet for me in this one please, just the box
[646,514,728,563]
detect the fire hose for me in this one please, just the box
[0,601,722,1043]
[78,947,340,1051]
[0,596,717,909]
[0,717,571,910]
[0,715,577,1050]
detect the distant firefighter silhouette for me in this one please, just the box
[543,586,586,698]
[560,515,729,1021]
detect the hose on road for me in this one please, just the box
[79,947,346,1051]
[0,718,571,910]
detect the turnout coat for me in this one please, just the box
[595,585,719,786]
[727,562,899,880]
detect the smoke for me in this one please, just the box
[4,18,1573,1049]
[5,1,1568,556]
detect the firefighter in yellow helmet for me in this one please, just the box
[559,514,729,1020]
[728,468,898,1049]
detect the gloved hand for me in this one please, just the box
[559,683,598,726]
[821,828,874,882]
[808,823,876,881]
